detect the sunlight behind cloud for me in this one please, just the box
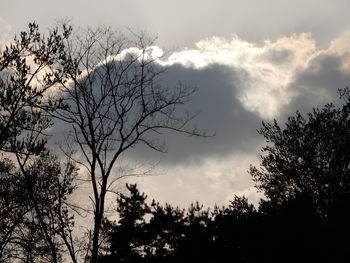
[72,31,350,120]
[325,31,350,72]
[154,33,318,119]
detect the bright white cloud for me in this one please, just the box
[151,33,317,119]
[321,31,350,72]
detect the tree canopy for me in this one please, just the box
[250,91,350,220]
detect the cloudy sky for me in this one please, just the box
[1,0,350,207]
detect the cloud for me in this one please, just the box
[282,31,350,118]
[126,33,322,165]
[0,17,12,48]
[129,151,264,207]
[126,63,262,166]
[157,33,316,119]
[0,17,12,39]
[127,31,350,206]
[49,31,350,207]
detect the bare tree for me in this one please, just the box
[55,27,205,263]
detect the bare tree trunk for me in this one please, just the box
[90,213,99,263]
[91,209,102,263]
[91,172,109,263]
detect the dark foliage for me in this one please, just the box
[100,90,350,262]
[0,23,78,263]
[0,156,77,263]
[100,187,350,262]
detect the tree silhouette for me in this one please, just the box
[0,156,77,263]
[250,92,350,214]
[101,185,258,263]
[54,27,206,263]
[101,184,150,262]
[211,196,258,262]
[0,23,78,263]
[250,89,350,260]
[1,23,206,262]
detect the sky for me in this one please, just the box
[1,1,350,207]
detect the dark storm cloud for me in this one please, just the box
[127,63,262,165]
[49,31,350,169]
[281,51,350,119]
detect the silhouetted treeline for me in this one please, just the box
[100,89,350,262]
[99,185,350,262]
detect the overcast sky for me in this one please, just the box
[2,1,350,207]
